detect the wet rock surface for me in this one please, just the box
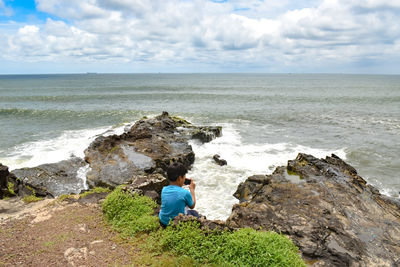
[84,112,220,189]
[226,153,400,267]
[213,154,227,166]
[4,112,221,199]
[12,157,87,197]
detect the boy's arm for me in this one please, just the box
[189,179,196,209]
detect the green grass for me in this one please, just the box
[159,222,305,267]
[102,187,159,236]
[102,188,306,266]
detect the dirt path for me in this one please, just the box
[0,195,140,267]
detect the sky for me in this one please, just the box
[0,0,400,74]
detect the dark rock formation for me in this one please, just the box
[0,164,19,199]
[191,126,222,143]
[226,153,400,267]
[12,157,87,197]
[84,112,221,188]
[2,113,221,200]
[0,164,8,198]
[213,154,227,166]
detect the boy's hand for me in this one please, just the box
[189,178,196,190]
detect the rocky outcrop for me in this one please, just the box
[2,112,221,200]
[0,164,18,199]
[84,112,221,189]
[227,153,400,267]
[191,126,222,143]
[12,157,87,197]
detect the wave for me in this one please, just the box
[188,124,347,220]
[0,123,130,170]
[0,108,150,120]
[3,93,400,104]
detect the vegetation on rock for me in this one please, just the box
[102,188,306,266]
[171,116,192,127]
[22,195,44,203]
[79,187,111,198]
[7,182,15,195]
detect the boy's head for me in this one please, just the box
[167,162,187,181]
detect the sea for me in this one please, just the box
[0,73,399,220]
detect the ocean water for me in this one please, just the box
[1,74,399,219]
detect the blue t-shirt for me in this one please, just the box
[159,185,193,226]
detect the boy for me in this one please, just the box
[159,162,198,227]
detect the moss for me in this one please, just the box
[286,168,304,181]
[171,116,192,127]
[57,194,74,202]
[26,185,36,195]
[7,182,15,195]
[108,145,120,154]
[22,195,44,203]
[79,187,111,199]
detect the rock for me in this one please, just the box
[226,153,400,267]
[3,113,221,200]
[191,126,222,143]
[233,175,271,203]
[12,157,87,197]
[84,112,221,188]
[64,247,88,266]
[0,163,20,199]
[0,164,9,199]
[120,173,168,203]
[213,154,227,166]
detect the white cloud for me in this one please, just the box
[1,0,400,73]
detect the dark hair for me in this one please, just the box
[167,162,187,181]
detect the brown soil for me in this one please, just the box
[0,194,140,267]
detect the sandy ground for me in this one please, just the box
[0,195,140,267]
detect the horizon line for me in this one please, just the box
[1,72,399,76]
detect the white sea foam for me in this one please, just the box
[0,123,132,170]
[188,124,347,220]
[76,164,91,191]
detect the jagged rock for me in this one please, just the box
[0,164,8,198]
[84,112,221,188]
[191,126,222,143]
[120,173,168,204]
[233,175,271,202]
[226,153,400,267]
[12,157,87,197]
[213,154,227,166]
[0,164,19,199]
